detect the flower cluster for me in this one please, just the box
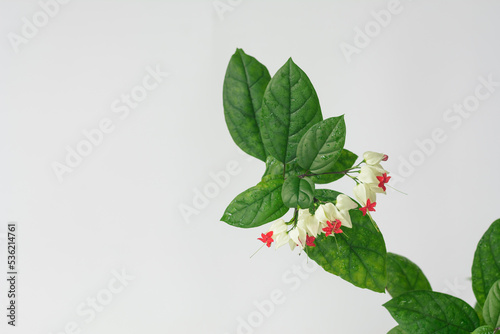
[258,194,358,250]
[353,151,390,217]
[257,151,390,250]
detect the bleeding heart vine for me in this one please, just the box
[220,48,500,334]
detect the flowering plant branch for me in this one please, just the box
[220,49,500,333]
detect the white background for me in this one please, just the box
[1,0,500,333]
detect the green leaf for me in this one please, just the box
[476,302,486,326]
[221,178,288,228]
[472,219,500,306]
[284,160,307,179]
[306,190,387,292]
[386,252,432,298]
[314,188,342,203]
[262,155,284,183]
[223,49,270,161]
[472,325,495,334]
[296,116,346,173]
[257,58,322,164]
[281,175,314,209]
[312,149,357,184]
[387,326,407,334]
[383,291,479,334]
[484,279,500,328]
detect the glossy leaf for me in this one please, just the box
[221,178,288,228]
[472,325,495,334]
[483,279,500,328]
[312,149,357,184]
[476,302,486,326]
[257,58,322,164]
[386,252,432,298]
[472,219,500,306]
[223,49,270,161]
[306,189,387,292]
[261,155,284,183]
[281,175,314,209]
[283,160,307,180]
[384,290,479,334]
[314,188,342,203]
[297,116,346,173]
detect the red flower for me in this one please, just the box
[306,235,316,247]
[376,173,391,191]
[333,220,343,234]
[360,199,376,216]
[322,219,343,236]
[258,231,274,247]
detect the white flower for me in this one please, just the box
[315,194,357,229]
[268,218,290,249]
[358,165,388,194]
[336,194,358,211]
[288,224,307,250]
[363,151,388,166]
[297,209,321,237]
[353,183,377,206]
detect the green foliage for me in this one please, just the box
[306,190,387,292]
[386,252,431,298]
[221,49,500,334]
[483,279,500,328]
[261,155,284,182]
[257,58,322,164]
[296,116,346,173]
[311,149,357,184]
[314,188,342,203]
[383,291,479,334]
[223,49,270,161]
[472,219,500,306]
[221,178,288,228]
[281,175,315,209]
[471,325,495,334]
[476,302,486,326]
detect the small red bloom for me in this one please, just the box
[376,173,391,191]
[306,235,316,247]
[258,231,274,247]
[382,154,389,161]
[322,219,343,237]
[322,222,334,237]
[332,220,343,234]
[360,199,376,216]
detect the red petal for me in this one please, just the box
[306,236,316,247]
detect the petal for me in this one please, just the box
[269,218,287,234]
[298,209,321,236]
[330,206,350,228]
[336,194,357,211]
[274,232,290,249]
[353,183,377,206]
[363,151,385,165]
[371,163,388,174]
[337,209,353,228]
[289,226,306,249]
[358,165,385,185]
[369,182,386,194]
[314,205,328,225]
[315,203,336,229]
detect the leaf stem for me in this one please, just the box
[298,165,361,179]
[298,170,347,178]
